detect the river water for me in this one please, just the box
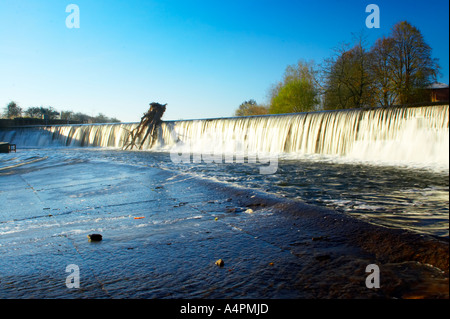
[2,147,447,238]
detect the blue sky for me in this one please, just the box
[0,0,448,122]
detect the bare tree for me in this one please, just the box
[323,35,374,110]
[370,36,398,106]
[387,21,440,104]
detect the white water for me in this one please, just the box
[1,104,448,170]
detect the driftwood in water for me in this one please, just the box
[123,102,167,150]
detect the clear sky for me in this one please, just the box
[0,0,448,122]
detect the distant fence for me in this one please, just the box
[0,118,83,128]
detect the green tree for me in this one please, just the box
[24,106,59,119]
[93,113,108,123]
[60,110,74,121]
[92,113,120,123]
[269,60,319,114]
[234,99,269,116]
[24,107,43,118]
[71,112,92,123]
[44,107,60,119]
[3,101,22,119]
[68,112,120,123]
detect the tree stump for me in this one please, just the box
[123,102,167,150]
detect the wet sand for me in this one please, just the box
[0,155,448,299]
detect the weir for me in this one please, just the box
[1,104,448,169]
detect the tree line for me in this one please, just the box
[1,102,120,123]
[235,21,442,116]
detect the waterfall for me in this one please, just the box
[159,104,448,169]
[1,104,448,169]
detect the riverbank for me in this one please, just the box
[0,151,448,299]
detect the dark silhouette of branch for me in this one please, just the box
[123,102,167,150]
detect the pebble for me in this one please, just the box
[315,254,331,262]
[87,234,103,242]
[215,259,224,267]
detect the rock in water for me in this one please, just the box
[87,234,103,242]
[215,259,224,267]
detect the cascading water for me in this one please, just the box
[1,104,448,170]
[159,104,449,170]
